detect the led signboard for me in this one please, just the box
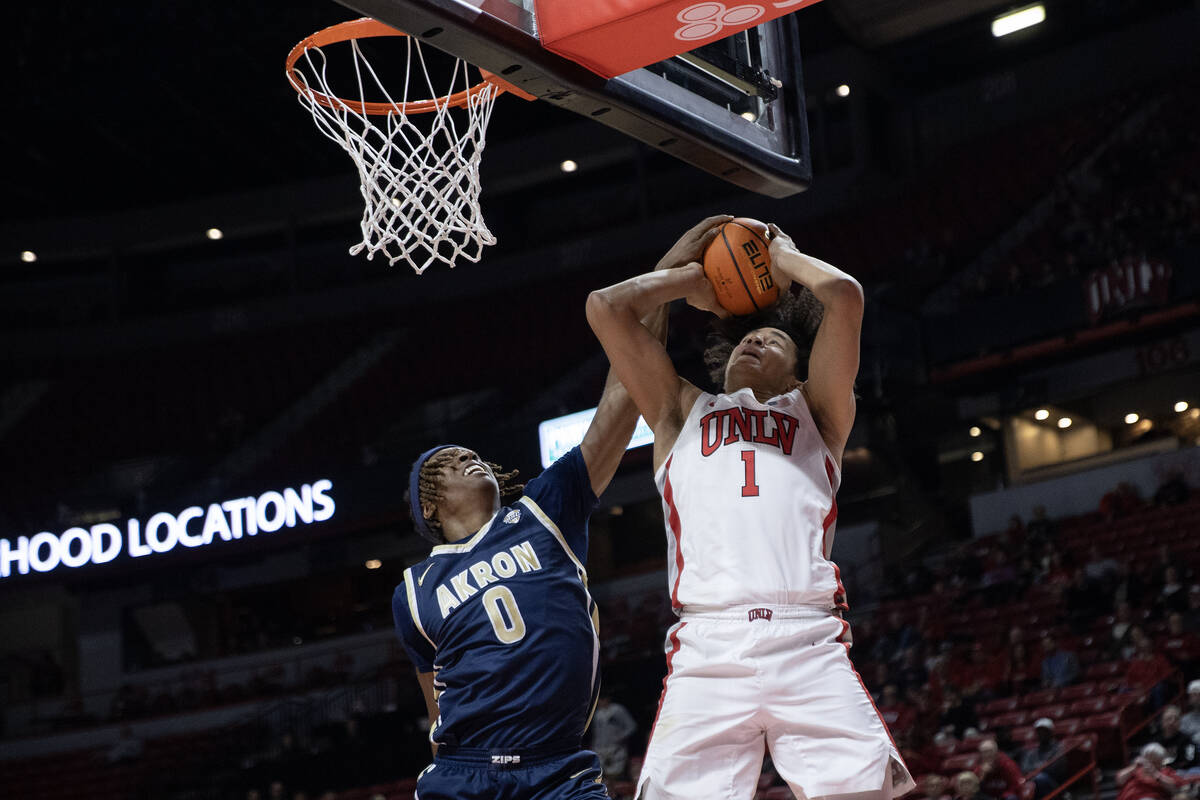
[538,408,654,468]
[0,480,335,580]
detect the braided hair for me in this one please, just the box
[413,448,523,542]
[702,287,824,388]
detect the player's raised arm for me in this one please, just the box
[585,216,730,452]
[766,224,864,464]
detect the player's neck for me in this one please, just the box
[725,379,797,403]
[441,502,500,543]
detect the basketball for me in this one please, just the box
[702,217,778,316]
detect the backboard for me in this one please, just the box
[331,0,814,197]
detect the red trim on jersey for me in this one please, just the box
[662,455,686,610]
[821,455,838,555]
[821,456,849,610]
[645,622,686,750]
[838,618,903,755]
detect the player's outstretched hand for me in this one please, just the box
[655,214,734,271]
[766,223,797,293]
[682,262,731,319]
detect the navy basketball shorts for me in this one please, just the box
[416,746,609,800]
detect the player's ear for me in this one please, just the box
[421,500,437,522]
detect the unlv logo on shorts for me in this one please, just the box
[748,607,773,622]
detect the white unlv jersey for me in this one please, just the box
[653,387,847,611]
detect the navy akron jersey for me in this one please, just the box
[392,447,601,750]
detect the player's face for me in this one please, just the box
[426,447,501,523]
[724,327,799,394]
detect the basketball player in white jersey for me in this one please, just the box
[586,216,914,800]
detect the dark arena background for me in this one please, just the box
[3,1,1200,799]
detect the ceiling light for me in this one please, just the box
[992,4,1045,37]
[205,228,224,240]
[971,451,984,462]
[1058,417,1072,429]
[560,159,578,173]
[1034,409,1050,421]
[1176,401,1190,413]
[1124,413,1139,425]
[836,84,850,98]
[20,250,37,263]
[740,111,757,121]
[365,559,382,570]
[968,426,982,437]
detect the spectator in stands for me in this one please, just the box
[1084,545,1120,590]
[953,770,995,800]
[1161,613,1200,679]
[976,738,1024,800]
[921,774,952,800]
[1005,639,1040,695]
[590,694,639,781]
[1181,681,1200,743]
[1065,568,1106,633]
[954,642,1007,700]
[939,687,980,738]
[878,684,917,740]
[268,780,286,800]
[1126,634,1175,711]
[1025,505,1056,550]
[1101,482,1144,522]
[1157,705,1200,776]
[1040,634,1080,689]
[1154,471,1190,507]
[878,610,921,664]
[1110,601,1138,660]
[1158,566,1190,618]
[1114,562,1149,611]
[1019,718,1064,800]
[1116,742,1192,800]
[1185,587,1200,634]
[897,647,931,694]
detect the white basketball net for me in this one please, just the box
[289,35,499,273]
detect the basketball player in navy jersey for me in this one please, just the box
[586,223,914,800]
[392,219,725,800]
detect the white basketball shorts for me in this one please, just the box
[636,606,914,800]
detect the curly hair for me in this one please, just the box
[413,448,524,541]
[702,287,824,388]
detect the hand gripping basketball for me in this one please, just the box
[702,217,779,315]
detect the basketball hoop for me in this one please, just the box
[286,19,532,273]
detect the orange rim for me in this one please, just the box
[285,17,525,116]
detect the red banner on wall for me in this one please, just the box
[534,0,824,79]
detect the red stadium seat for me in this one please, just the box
[982,697,1022,715]
[1084,662,1126,680]
[1058,683,1098,702]
[1068,697,1110,716]
[1021,689,1059,708]
[942,753,979,773]
[1055,717,1084,736]
[988,710,1031,730]
[1035,704,1070,721]
[1010,725,1036,744]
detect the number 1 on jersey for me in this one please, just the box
[740,450,760,497]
